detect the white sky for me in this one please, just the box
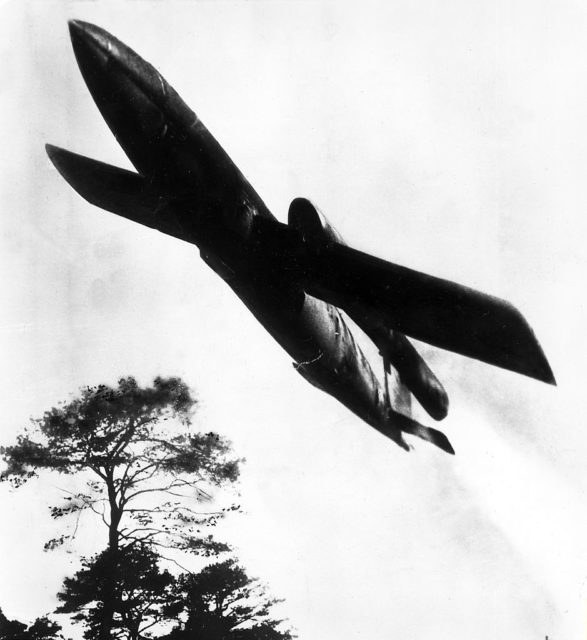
[1,1,586,639]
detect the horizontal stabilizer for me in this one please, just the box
[400,419,455,454]
[252,217,555,385]
[376,409,454,454]
[45,145,187,242]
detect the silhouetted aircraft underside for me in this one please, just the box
[46,21,556,455]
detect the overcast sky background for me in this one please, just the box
[1,1,586,638]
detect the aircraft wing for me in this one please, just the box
[46,18,554,394]
[45,145,189,242]
[45,145,554,386]
[252,216,556,386]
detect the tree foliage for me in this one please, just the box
[162,560,294,640]
[0,609,65,640]
[0,609,26,640]
[1,377,294,640]
[1,377,240,554]
[1,377,241,640]
[57,545,173,640]
[55,550,294,640]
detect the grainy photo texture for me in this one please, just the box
[0,2,582,639]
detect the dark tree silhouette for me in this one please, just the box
[1,377,240,640]
[0,609,65,640]
[162,560,294,640]
[0,609,26,639]
[57,544,173,640]
[21,618,65,640]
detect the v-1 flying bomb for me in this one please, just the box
[46,21,556,454]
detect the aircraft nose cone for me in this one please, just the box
[69,19,99,40]
[68,19,115,81]
[68,20,112,51]
[67,19,167,106]
[64,20,202,185]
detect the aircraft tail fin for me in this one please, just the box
[376,406,455,454]
[400,418,455,454]
[45,145,186,241]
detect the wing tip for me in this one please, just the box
[538,353,557,386]
[539,364,557,386]
[45,143,100,207]
[517,339,556,386]
[45,143,78,182]
[45,142,62,166]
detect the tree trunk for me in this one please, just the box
[99,477,122,640]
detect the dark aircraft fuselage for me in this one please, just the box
[47,22,555,455]
[61,21,415,449]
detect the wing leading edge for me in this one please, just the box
[252,216,556,386]
[46,143,555,388]
[45,145,190,242]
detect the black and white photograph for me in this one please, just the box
[0,1,584,639]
